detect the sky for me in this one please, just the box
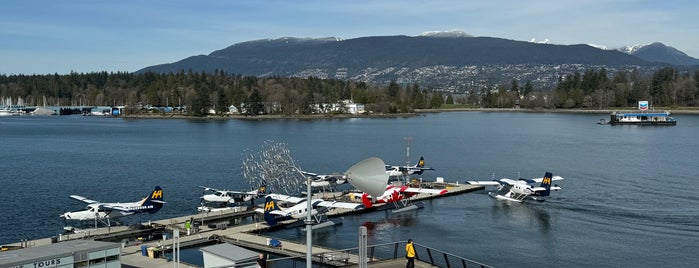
[1,0,697,75]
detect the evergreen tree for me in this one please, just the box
[522,81,534,97]
[245,89,265,116]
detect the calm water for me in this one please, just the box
[1,112,698,267]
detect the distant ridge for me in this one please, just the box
[139,35,648,73]
[137,34,668,90]
[618,42,699,66]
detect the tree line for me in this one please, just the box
[472,67,699,109]
[1,67,697,116]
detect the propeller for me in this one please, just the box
[345,157,389,198]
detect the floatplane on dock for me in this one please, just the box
[197,184,266,212]
[257,194,364,230]
[60,186,165,227]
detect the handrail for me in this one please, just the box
[265,240,492,267]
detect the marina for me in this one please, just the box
[1,184,486,267]
[1,112,698,267]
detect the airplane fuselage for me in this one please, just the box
[201,190,258,203]
[61,202,156,221]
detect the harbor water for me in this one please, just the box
[1,112,698,267]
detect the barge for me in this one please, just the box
[608,111,676,126]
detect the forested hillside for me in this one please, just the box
[1,66,698,116]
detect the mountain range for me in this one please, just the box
[138,33,699,91]
[618,42,699,66]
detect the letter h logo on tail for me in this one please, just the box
[263,196,280,226]
[142,186,165,213]
[540,172,553,197]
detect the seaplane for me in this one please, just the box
[342,156,447,212]
[465,172,563,202]
[301,171,347,191]
[256,194,364,229]
[349,184,448,212]
[198,184,266,204]
[60,186,165,227]
[385,156,434,175]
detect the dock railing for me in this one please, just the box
[265,240,492,268]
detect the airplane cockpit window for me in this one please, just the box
[215,192,223,197]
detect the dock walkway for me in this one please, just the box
[8,184,484,267]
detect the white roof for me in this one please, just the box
[200,243,258,262]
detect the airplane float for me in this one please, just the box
[198,184,266,204]
[385,156,434,176]
[60,186,165,227]
[256,194,364,229]
[465,172,563,202]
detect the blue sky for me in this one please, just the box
[1,0,697,75]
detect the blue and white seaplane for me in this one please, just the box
[385,156,434,175]
[257,194,364,230]
[60,186,165,227]
[198,184,266,204]
[465,172,563,202]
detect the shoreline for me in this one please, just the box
[120,108,699,120]
[416,107,699,114]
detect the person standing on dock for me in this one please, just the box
[256,253,267,268]
[405,239,416,268]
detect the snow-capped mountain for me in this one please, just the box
[420,30,473,38]
[530,38,550,44]
[587,44,608,50]
[617,42,699,66]
[619,44,646,54]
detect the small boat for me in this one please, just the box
[0,108,19,116]
[608,111,676,126]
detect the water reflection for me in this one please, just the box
[489,201,551,234]
[361,210,418,238]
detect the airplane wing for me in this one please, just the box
[520,176,564,184]
[267,193,305,204]
[69,195,99,204]
[464,180,506,186]
[198,186,221,192]
[314,200,365,210]
[254,207,288,216]
[531,186,562,192]
[224,190,258,196]
[402,187,448,195]
[200,186,257,196]
[301,171,318,177]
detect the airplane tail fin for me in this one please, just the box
[141,186,165,213]
[263,196,280,226]
[361,193,373,208]
[539,172,553,197]
[257,183,267,196]
[416,157,425,168]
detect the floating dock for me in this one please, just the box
[3,183,484,267]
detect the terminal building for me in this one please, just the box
[0,240,120,268]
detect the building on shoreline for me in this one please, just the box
[0,240,121,268]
